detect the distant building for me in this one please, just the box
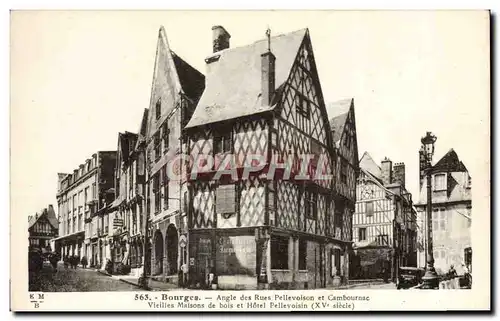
[28,205,59,252]
[54,151,116,264]
[416,149,471,275]
[350,152,418,281]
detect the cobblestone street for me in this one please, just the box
[29,263,146,292]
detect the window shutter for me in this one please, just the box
[216,184,236,214]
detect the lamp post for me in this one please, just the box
[420,132,439,289]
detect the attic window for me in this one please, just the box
[433,173,447,191]
[156,98,161,120]
[296,93,310,117]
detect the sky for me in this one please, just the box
[11,10,490,218]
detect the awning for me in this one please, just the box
[52,230,85,242]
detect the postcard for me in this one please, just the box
[10,10,490,311]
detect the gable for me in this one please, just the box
[337,104,359,167]
[279,33,332,147]
[359,152,382,179]
[146,27,184,139]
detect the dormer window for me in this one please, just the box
[156,98,161,120]
[433,173,447,191]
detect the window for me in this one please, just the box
[366,201,374,217]
[216,184,236,214]
[344,131,351,148]
[92,183,96,200]
[341,159,348,183]
[331,249,341,277]
[156,98,161,120]
[358,228,366,241]
[310,140,321,170]
[162,122,169,154]
[154,133,161,161]
[432,208,446,231]
[304,191,317,219]
[153,174,160,214]
[296,93,310,117]
[162,167,169,210]
[183,191,188,214]
[214,131,232,154]
[467,175,471,189]
[298,240,307,270]
[375,234,388,245]
[271,235,289,269]
[434,173,447,191]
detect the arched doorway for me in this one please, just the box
[166,224,179,275]
[154,230,163,275]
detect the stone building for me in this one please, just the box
[184,27,359,289]
[28,205,59,252]
[144,26,205,286]
[54,151,116,265]
[350,152,418,281]
[416,148,471,275]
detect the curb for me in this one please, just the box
[94,269,152,290]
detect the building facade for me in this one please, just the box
[145,27,205,286]
[28,205,59,252]
[416,148,471,275]
[55,151,116,265]
[184,27,359,290]
[103,127,148,275]
[350,152,418,281]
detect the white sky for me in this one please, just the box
[11,10,489,218]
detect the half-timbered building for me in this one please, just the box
[327,98,360,282]
[28,205,59,252]
[350,152,418,281]
[145,26,205,286]
[184,27,359,289]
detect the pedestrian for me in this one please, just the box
[49,252,59,272]
[81,256,88,269]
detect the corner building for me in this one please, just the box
[185,27,359,289]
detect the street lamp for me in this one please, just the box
[420,132,439,289]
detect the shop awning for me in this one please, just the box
[52,230,85,242]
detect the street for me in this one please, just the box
[337,280,397,290]
[29,262,146,292]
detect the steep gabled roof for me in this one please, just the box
[118,132,138,164]
[432,148,468,173]
[29,205,58,230]
[135,108,149,149]
[171,51,205,103]
[185,28,308,129]
[146,27,205,137]
[327,98,353,144]
[359,151,382,179]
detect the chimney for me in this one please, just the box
[212,26,231,53]
[380,157,393,185]
[393,162,406,187]
[261,28,275,106]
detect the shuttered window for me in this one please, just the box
[216,184,236,214]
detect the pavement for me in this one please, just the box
[29,262,147,292]
[95,270,180,291]
[337,281,396,290]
